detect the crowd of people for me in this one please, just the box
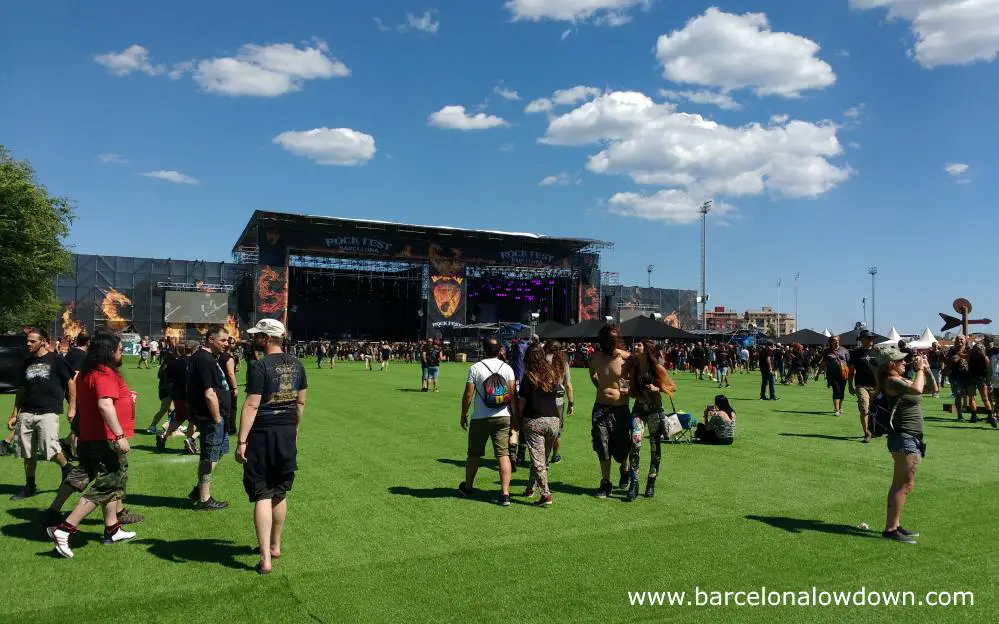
[4,319,989,563]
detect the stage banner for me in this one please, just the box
[254,265,289,326]
[577,252,600,321]
[427,261,466,339]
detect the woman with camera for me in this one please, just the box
[695,395,736,445]
[876,345,927,544]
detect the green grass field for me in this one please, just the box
[1,357,997,623]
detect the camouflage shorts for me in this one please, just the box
[77,441,128,506]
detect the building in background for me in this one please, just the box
[744,306,795,336]
[704,307,742,332]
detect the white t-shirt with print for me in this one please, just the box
[467,358,515,420]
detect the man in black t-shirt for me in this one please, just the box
[7,329,76,500]
[848,330,879,442]
[156,342,197,454]
[186,326,232,511]
[379,343,392,372]
[236,318,307,575]
[758,346,777,401]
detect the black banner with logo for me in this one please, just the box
[427,264,466,338]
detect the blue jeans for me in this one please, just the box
[760,372,776,399]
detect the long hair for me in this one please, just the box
[598,324,623,356]
[525,343,558,392]
[632,340,676,395]
[714,394,734,415]
[80,330,122,377]
[545,340,569,379]
[875,361,897,393]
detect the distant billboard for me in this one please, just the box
[164,291,229,323]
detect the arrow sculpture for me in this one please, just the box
[939,298,991,335]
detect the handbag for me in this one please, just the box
[662,395,684,439]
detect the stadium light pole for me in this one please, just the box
[868,266,878,334]
[647,264,654,289]
[700,200,712,336]
[777,277,782,339]
[793,272,800,333]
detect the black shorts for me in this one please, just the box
[242,424,297,502]
[591,404,631,463]
[158,385,170,401]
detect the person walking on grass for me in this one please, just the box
[518,344,562,507]
[848,330,879,443]
[629,340,677,500]
[48,330,137,558]
[424,340,442,392]
[816,336,850,416]
[236,319,307,575]
[758,345,778,401]
[186,326,232,511]
[156,342,199,454]
[545,340,574,465]
[8,329,76,501]
[459,338,517,506]
[875,344,927,544]
[588,325,633,499]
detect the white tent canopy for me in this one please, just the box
[878,326,903,347]
[906,327,938,350]
[822,329,832,337]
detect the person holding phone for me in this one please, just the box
[695,395,736,445]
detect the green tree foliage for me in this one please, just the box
[0,146,75,332]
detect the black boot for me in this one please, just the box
[627,476,639,502]
[645,477,656,498]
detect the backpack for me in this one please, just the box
[869,391,899,438]
[475,361,510,409]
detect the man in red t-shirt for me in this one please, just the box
[48,330,138,558]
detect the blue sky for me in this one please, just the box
[2,0,997,335]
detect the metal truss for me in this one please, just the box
[466,265,575,280]
[156,282,235,293]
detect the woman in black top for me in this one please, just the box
[877,345,927,544]
[815,336,849,416]
[629,341,676,499]
[518,344,561,507]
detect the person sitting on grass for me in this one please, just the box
[695,395,736,445]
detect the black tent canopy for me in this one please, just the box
[618,316,697,340]
[776,329,829,346]
[549,319,608,340]
[535,320,567,338]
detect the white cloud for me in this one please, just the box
[844,103,865,119]
[561,28,573,40]
[525,98,554,113]
[142,170,199,185]
[193,40,349,97]
[499,142,516,152]
[374,17,392,32]
[494,86,522,101]
[97,153,127,165]
[541,91,850,223]
[405,11,440,34]
[506,0,649,25]
[944,163,970,179]
[539,172,575,186]
[429,106,508,130]
[94,45,164,76]
[655,8,836,98]
[609,190,735,224]
[526,85,601,113]
[660,89,741,110]
[852,0,999,67]
[770,114,789,125]
[167,61,194,80]
[273,127,376,166]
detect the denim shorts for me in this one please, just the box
[194,418,230,463]
[425,366,440,380]
[887,431,923,457]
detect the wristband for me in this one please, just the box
[238,441,248,446]
[114,434,125,442]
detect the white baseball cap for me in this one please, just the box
[247,318,286,338]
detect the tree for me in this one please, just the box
[765,323,777,338]
[0,146,75,332]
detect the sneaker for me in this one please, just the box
[498,493,511,507]
[549,454,562,464]
[771,397,781,401]
[882,528,917,544]
[155,435,166,453]
[457,482,473,497]
[194,497,229,511]
[596,479,612,499]
[989,416,998,429]
[533,495,553,507]
[145,426,158,435]
[834,411,841,417]
[39,508,66,527]
[47,526,74,558]
[9,486,37,501]
[102,527,137,545]
[117,509,145,525]
[183,437,198,455]
[523,486,536,498]
[896,526,920,538]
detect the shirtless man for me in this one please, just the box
[588,325,633,499]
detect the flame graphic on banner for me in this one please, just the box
[164,324,185,343]
[663,310,680,328]
[100,288,132,330]
[223,313,240,341]
[257,267,287,315]
[61,303,85,340]
[194,324,210,336]
[195,280,212,293]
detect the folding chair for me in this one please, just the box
[664,395,696,444]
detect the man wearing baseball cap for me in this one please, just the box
[236,318,307,574]
[849,330,879,443]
